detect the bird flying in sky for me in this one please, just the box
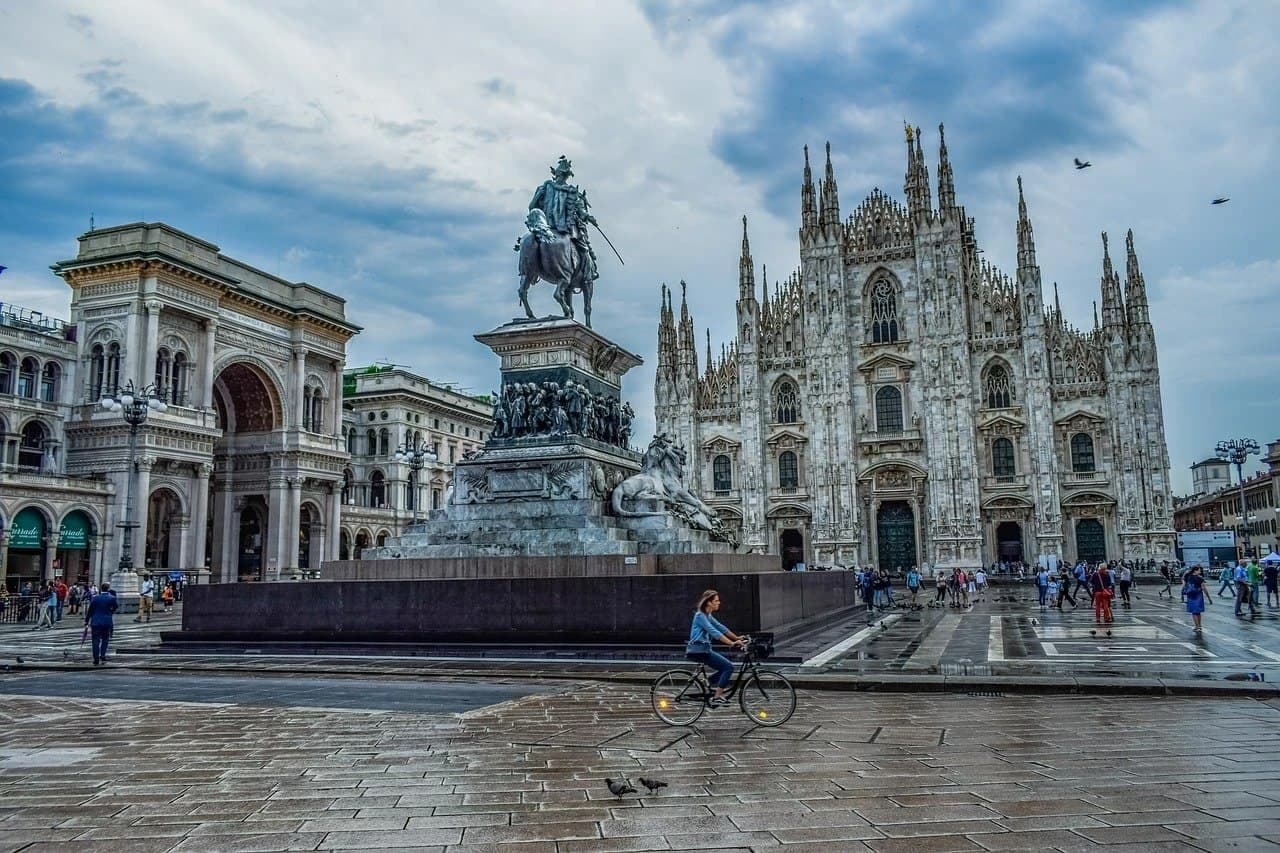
[1211,197,1230,205]
[1074,158,1092,170]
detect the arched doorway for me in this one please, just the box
[354,530,371,559]
[238,504,265,582]
[57,511,93,583]
[996,521,1024,563]
[876,501,917,572]
[146,488,183,570]
[780,529,804,570]
[1076,518,1107,564]
[212,362,280,434]
[339,529,351,560]
[298,504,322,571]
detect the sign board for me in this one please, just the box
[1181,548,1211,568]
[8,508,45,550]
[1177,530,1236,549]
[58,513,89,550]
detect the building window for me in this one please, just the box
[341,469,354,504]
[378,427,390,456]
[713,454,732,491]
[432,488,442,510]
[106,343,120,393]
[985,364,1013,409]
[1071,433,1096,473]
[875,385,903,432]
[870,280,899,343]
[18,421,48,469]
[170,352,187,404]
[365,428,377,456]
[39,362,59,403]
[345,429,356,454]
[778,450,798,489]
[992,437,1016,478]
[774,380,800,423]
[17,357,37,398]
[0,351,14,394]
[154,348,171,394]
[370,471,386,507]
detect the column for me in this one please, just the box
[202,319,219,408]
[0,531,9,589]
[328,483,342,561]
[291,348,307,429]
[173,517,190,570]
[43,531,60,582]
[191,463,212,570]
[123,306,141,391]
[285,478,303,570]
[143,299,162,388]
[266,477,288,579]
[331,361,344,435]
[89,536,104,587]
[132,456,154,570]
[214,490,235,583]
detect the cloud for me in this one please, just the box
[0,0,1276,493]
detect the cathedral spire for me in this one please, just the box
[656,283,675,375]
[1124,228,1150,327]
[937,123,956,211]
[738,215,755,302]
[820,141,841,227]
[1093,300,1100,330]
[905,125,931,218]
[1053,281,1061,317]
[801,145,818,232]
[1016,176,1037,270]
[677,279,698,376]
[915,128,932,213]
[1100,232,1126,330]
[705,328,713,375]
[761,265,770,322]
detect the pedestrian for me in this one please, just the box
[975,568,987,601]
[1091,563,1115,624]
[54,577,68,622]
[1235,560,1258,619]
[1056,569,1077,609]
[966,570,977,602]
[1246,558,1262,608]
[1264,559,1279,608]
[906,566,921,606]
[1118,564,1133,609]
[1158,561,1174,599]
[67,583,81,616]
[934,570,947,605]
[135,575,154,623]
[84,582,118,666]
[1183,564,1211,632]
[161,584,174,612]
[1036,565,1050,608]
[1217,563,1236,597]
[33,583,56,630]
[1072,561,1088,598]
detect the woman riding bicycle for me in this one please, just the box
[686,589,746,707]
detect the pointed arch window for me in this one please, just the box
[992,437,1016,478]
[713,454,732,491]
[985,364,1013,409]
[1071,433,1096,473]
[774,380,800,423]
[875,385,903,432]
[778,450,799,489]
[870,280,899,343]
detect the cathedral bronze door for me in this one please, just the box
[876,501,917,572]
[1076,518,1106,564]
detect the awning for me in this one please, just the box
[9,507,46,551]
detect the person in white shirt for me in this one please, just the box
[974,569,987,601]
[135,576,155,623]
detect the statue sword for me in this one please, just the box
[591,222,625,265]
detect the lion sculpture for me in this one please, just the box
[611,434,738,546]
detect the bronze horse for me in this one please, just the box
[516,209,594,328]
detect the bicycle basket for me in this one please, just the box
[748,632,775,660]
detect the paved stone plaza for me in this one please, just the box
[3,677,1280,852]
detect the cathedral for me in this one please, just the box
[655,126,1174,572]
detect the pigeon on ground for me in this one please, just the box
[606,778,636,798]
[639,777,668,793]
[1089,629,1097,637]
[1211,197,1230,205]
[1106,630,1112,638]
[15,657,23,664]
[1074,158,1092,170]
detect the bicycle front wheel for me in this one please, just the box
[651,669,708,726]
[739,670,796,727]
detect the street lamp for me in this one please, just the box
[100,382,168,594]
[392,439,437,522]
[1216,437,1260,560]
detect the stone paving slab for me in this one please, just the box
[3,683,1280,851]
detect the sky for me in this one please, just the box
[1,0,1276,492]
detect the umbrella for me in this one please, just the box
[1260,552,1280,564]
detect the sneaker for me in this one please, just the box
[709,697,729,708]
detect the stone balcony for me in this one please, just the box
[1063,469,1109,487]
[982,473,1029,491]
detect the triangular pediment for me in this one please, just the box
[977,412,1026,433]
[766,428,808,447]
[857,352,917,374]
[701,434,741,452]
[1054,409,1107,429]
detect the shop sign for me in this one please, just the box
[58,513,89,550]
[8,508,45,550]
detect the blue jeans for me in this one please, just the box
[688,650,734,689]
[1038,584,1048,605]
[91,625,112,663]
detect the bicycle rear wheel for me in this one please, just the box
[651,669,708,726]
[739,669,796,727]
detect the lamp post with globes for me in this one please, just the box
[99,382,168,598]
[1216,438,1261,560]
[393,439,437,523]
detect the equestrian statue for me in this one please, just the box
[515,155,621,329]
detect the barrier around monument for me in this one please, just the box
[176,570,861,646]
[319,552,779,580]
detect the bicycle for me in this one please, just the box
[650,633,797,727]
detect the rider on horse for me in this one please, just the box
[529,156,599,289]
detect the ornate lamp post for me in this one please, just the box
[392,439,437,523]
[100,382,168,597]
[1216,438,1260,560]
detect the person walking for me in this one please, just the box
[1218,563,1236,597]
[135,575,154,623]
[906,567,921,606]
[975,568,987,602]
[1091,563,1115,625]
[1264,559,1279,608]
[1246,558,1262,609]
[1234,561,1258,619]
[33,583,56,630]
[54,577,68,622]
[1072,561,1088,599]
[1117,564,1133,609]
[84,582,119,666]
[1158,561,1174,599]
[161,584,175,612]
[1036,565,1050,609]
[1056,569,1077,609]
[1183,564,1211,632]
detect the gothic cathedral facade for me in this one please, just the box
[655,127,1174,571]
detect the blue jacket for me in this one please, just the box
[85,592,118,628]
[686,611,730,653]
